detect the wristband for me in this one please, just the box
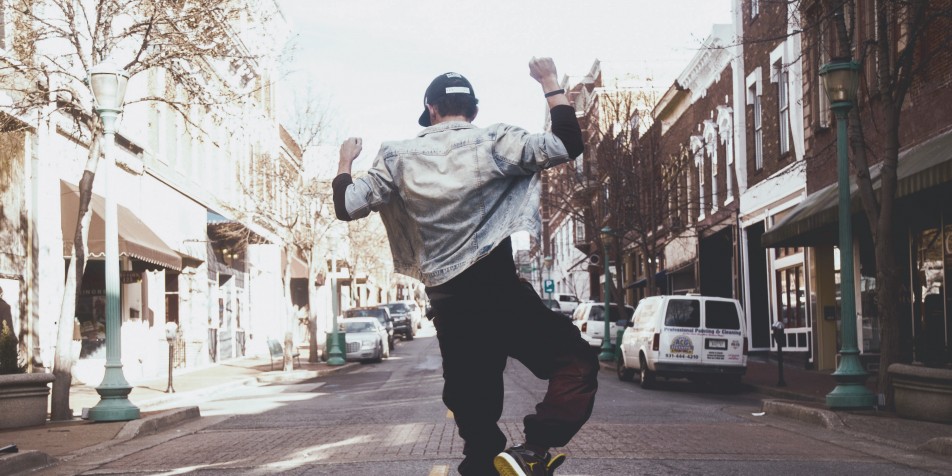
[544,89,565,98]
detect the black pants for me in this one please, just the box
[427,239,599,475]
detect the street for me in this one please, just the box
[34,324,952,476]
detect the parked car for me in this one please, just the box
[541,298,571,318]
[617,295,748,389]
[572,301,635,350]
[541,298,561,312]
[341,317,389,363]
[551,293,581,316]
[380,302,416,340]
[396,300,424,329]
[343,307,395,351]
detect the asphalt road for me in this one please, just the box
[36,321,952,475]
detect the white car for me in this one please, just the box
[571,301,635,349]
[341,317,389,363]
[617,295,748,389]
[551,293,581,316]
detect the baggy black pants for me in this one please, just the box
[427,239,599,475]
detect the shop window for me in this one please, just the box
[776,265,807,329]
[912,226,949,365]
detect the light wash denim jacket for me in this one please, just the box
[341,121,573,286]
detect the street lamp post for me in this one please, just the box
[598,227,615,362]
[819,58,876,409]
[86,61,140,421]
[327,242,345,366]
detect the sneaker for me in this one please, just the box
[493,444,566,476]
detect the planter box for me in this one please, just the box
[888,363,952,424]
[0,373,56,429]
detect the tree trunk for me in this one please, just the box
[307,247,320,363]
[50,145,100,421]
[282,254,294,372]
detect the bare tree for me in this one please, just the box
[224,142,338,371]
[1,0,280,420]
[816,0,952,405]
[344,213,392,307]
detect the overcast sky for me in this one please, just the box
[276,0,732,166]
[275,0,733,249]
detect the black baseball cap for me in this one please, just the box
[418,72,478,127]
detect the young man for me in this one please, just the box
[333,57,598,476]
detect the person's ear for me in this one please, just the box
[469,106,478,122]
[427,104,439,125]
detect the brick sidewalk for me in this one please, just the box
[0,350,356,474]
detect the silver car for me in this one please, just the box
[341,317,389,363]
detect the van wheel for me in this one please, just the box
[639,355,654,389]
[407,330,414,341]
[617,354,635,381]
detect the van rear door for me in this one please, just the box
[659,298,703,364]
[700,300,745,367]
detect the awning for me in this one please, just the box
[61,181,183,271]
[762,128,952,247]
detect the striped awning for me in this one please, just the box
[762,129,952,248]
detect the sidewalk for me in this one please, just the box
[602,353,952,459]
[0,350,357,475]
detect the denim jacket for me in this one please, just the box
[339,120,574,286]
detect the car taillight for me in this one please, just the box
[743,338,748,355]
[581,322,587,332]
[652,333,660,351]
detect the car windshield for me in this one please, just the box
[345,309,385,320]
[344,321,376,333]
[589,305,633,322]
[387,304,410,313]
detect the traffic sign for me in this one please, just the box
[544,279,555,293]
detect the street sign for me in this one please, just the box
[544,279,554,293]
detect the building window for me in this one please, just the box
[753,92,763,170]
[746,68,763,170]
[691,136,705,220]
[777,65,790,155]
[704,122,718,212]
[751,0,760,19]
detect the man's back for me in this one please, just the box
[340,116,574,286]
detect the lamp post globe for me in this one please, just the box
[598,226,615,362]
[86,60,140,422]
[819,58,875,409]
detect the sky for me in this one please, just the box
[276,0,733,172]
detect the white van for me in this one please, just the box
[617,295,747,389]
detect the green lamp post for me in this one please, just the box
[819,57,876,409]
[544,255,553,302]
[327,241,345,366]
[86,60,140,422]
[598,226,615,362]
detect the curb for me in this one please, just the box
[0,407,201,475]
[0,450,54,476]
[115,406,201,440]
[919,437,952,457]
[255,362,359,384]
[762,399,844,429]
